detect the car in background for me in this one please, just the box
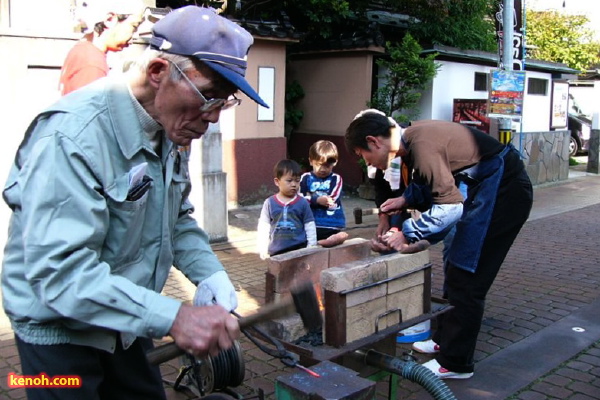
[568,113,591,156]
[568,93,591,157]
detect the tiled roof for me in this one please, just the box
[233,17,303,41]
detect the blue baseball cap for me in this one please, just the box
[150,6,268,108]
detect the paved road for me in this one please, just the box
[1,162,599,400]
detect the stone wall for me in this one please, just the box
[513,130,570,186]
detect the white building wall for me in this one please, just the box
[417,60,554,132]
[421,62,490,121]
[520,70,553,132]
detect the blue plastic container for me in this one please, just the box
[396,320,431,343]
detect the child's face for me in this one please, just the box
[310,159,336,178]
[274,172,301,198]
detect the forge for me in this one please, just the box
[262,239,441,351]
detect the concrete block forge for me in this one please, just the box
[263,239,431,347]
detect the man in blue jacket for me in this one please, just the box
[2,6,268,399]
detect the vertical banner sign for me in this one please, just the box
[495,0,524,70]
[550,81,569,129]
[488,69,526,116]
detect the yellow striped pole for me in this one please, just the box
[498,117,513,144]
[499,129,512,144]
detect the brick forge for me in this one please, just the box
[265,238,373,304]
[263,239,431,347]
[322,251,431,347]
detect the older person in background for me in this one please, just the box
[59,0,145,95]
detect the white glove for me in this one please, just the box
[193,270,238,311]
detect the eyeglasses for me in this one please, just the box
[168,61,241,112]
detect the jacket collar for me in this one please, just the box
[105,78,158,160]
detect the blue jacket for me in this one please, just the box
[1,78,224,352]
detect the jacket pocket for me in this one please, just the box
[102,178,151,266]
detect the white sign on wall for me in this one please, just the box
[550,81,569,129]
[257,67,274,121]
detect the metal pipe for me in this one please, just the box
[503,0,514,70]
[354,349,458,400]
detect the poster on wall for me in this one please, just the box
[453,99,491,133]
[488,69,525,116]
[550,81,569,129]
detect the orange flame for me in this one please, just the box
[314,283,325,311]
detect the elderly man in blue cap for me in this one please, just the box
[2,6,267,399]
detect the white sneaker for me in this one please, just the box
[422,359,474,380]
[412,339,440,354]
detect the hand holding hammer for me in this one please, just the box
[147,281,322,365]
[165,303,239,361]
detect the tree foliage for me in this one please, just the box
[236,0,371,39]
[526,10,600,73]
[389,0,498,52]
[369,34,440,122]
[226,0,496,51]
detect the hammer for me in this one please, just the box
[147,281,322,365]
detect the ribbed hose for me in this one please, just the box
[356,349,458,400]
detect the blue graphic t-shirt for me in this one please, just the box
[260,194,315,256]
[300,172,346,230]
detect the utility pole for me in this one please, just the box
[502,0,514,72]
[498,0,516,144]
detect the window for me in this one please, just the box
[474,72,488,91]
[527,78,548,95]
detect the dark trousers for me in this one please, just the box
[15,335,166,400]
[434,159,533,373]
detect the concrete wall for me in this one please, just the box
[418,61,489,121]
[290,52,380,136]
[222,39,290,206]
[0,33,76,254]
[222,40,287,140]
[223,137,287,206]
[419,60,553,133]
[287,49,384,188]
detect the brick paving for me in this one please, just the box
[1,170,600,400]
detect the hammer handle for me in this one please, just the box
[147,298,296,365]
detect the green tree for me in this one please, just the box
[369,34,440,123]
[526,10,600,73]
[230,0,497,50]
[393,0,498,52]
[237,0,371,39]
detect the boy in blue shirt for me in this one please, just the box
[257,160,317,259]
[300,140,348,247]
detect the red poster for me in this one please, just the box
[453,99,491,134]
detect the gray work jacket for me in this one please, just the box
[1,78,224,352]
